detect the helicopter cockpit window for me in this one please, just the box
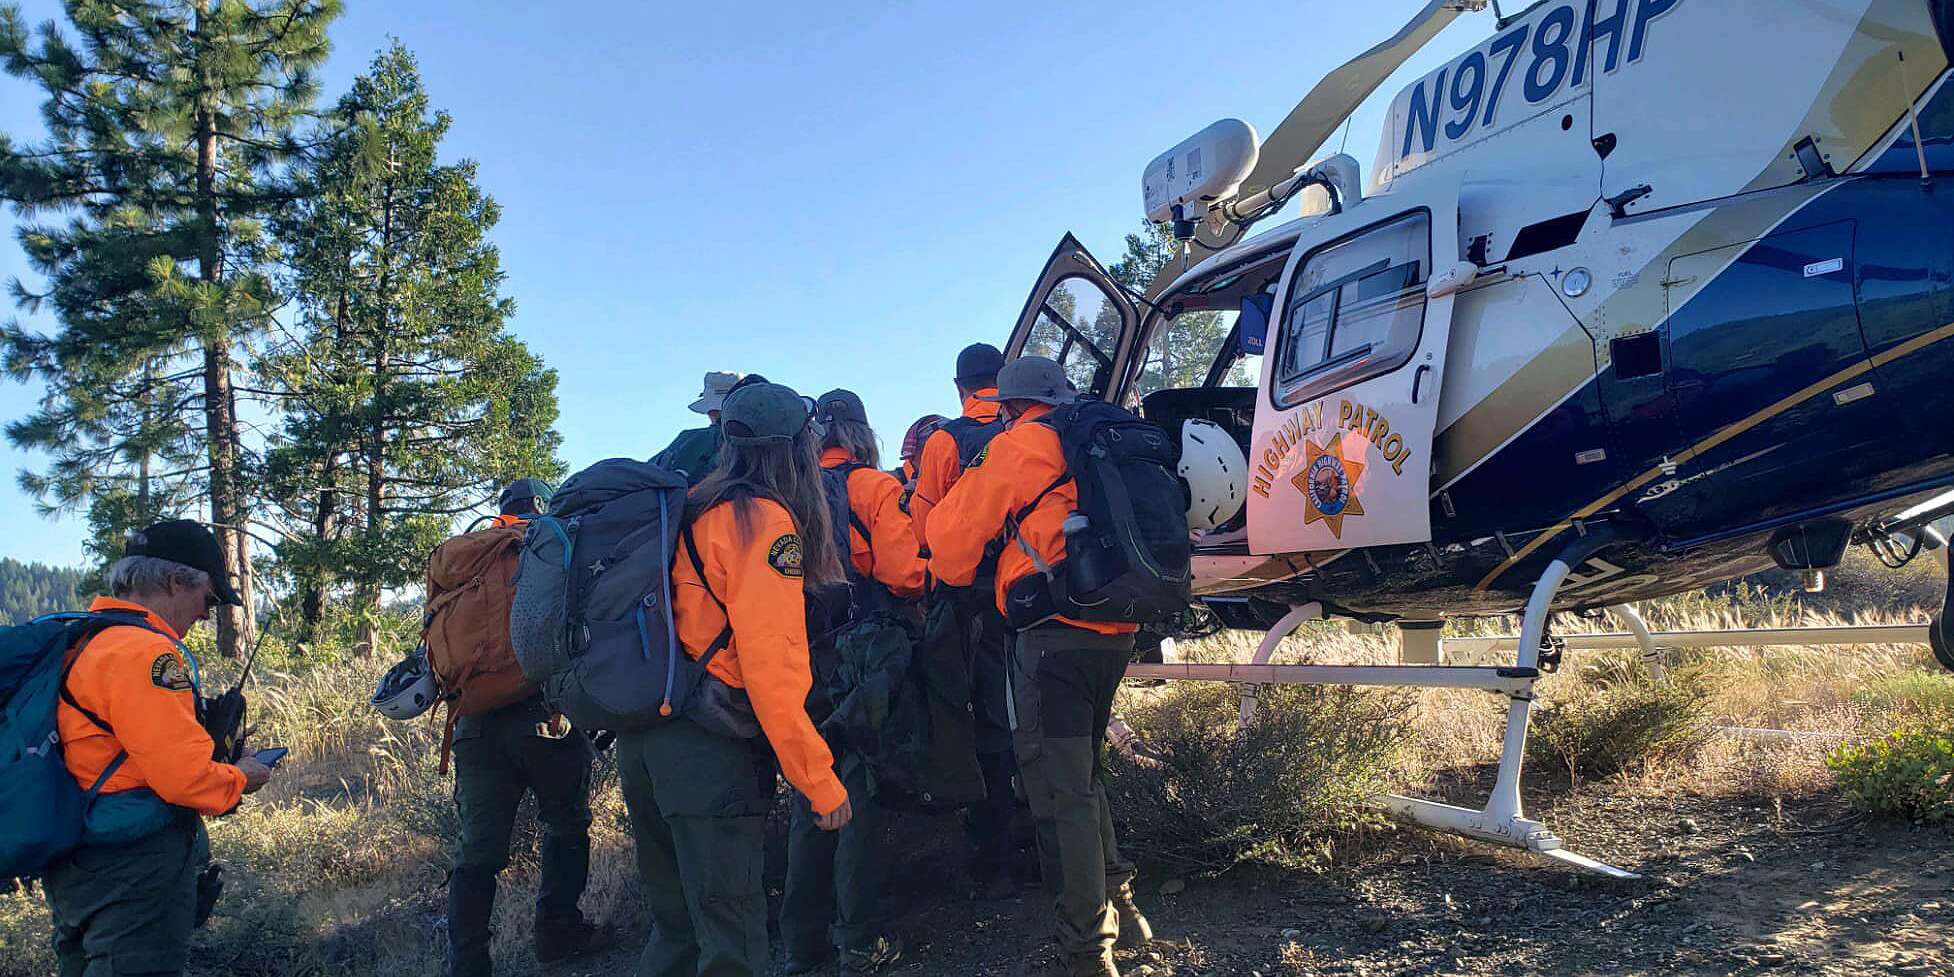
[1132,306,1261,400]
[1022,276,1119,398]
[1131,259,1286,402]
[1275,211,1430,407]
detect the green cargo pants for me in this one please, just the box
[1009,624,1138,959]
[449,699,595,977]
[781,750,887,960]
[616,718,776,977]
[44,809,207,977]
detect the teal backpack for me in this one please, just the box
[1,611,187,880]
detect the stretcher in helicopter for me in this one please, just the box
[1000,0,1954,875]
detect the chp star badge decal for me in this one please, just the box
[1293,432,1366,539]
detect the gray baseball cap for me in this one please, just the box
[721,382,813,444]
[977,356,1078,406]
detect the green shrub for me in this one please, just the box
[1827,727,1954,823]
[1105,682,1412,874]
[1528,675,1711,783]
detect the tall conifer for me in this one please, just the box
[0,0,341,655]
[263,42,561,653]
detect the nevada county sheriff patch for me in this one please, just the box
[150,653,193,692]
[767,533,804,578]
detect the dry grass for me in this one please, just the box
[3,558,1946,974]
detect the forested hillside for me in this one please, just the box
[0,558,89,624]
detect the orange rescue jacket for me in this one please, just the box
[57,597,247,817]
[906,389,999,540]
[925,403,1138,636]
[822,448,926,598]
[673,498,848,815]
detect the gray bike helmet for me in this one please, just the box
[372,645,440,721]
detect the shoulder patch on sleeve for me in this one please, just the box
[149,653,193,692]
[766,533,804,578]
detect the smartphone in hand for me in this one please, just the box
[253,747,290,768]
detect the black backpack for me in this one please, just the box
[814,464,985,811]
[1002,400,1192,627]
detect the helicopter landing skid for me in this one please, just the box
[1388,533,1640,877]
[1371,795,1638,880]
[1213,535,1643,878]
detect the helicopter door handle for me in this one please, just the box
[1412,365,1433,404]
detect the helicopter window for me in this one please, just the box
[1022,276,1119,398]
[1275,211,1431,407]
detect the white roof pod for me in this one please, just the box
[1143,118,1261,224]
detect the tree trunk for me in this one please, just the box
[192,1,253,658]
[301,469,335,644]
[356,172,400,659]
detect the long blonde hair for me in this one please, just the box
[688,425,846,589]
[820,419,881,470]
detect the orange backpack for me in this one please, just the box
[423,522,537,766]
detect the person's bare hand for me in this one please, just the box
[814,798,854,831]
[236,757,272,794]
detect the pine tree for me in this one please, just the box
[262,42,562,654]
[0,557,91,624]
[1109,220,1254,395]
[0,0,341,656]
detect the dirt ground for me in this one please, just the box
[539,783,1951,977]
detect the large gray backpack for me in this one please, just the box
[509,458,704,732]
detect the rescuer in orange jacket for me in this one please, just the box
[906,343,1006,539]
[891,413,947,497]
[777,388,919,974]
[616,381,853,977]
[45,520,273,977]
[817,390,926,600]
[926,357,1150,977]
[906,342,1024,898]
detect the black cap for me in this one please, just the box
[125,519,243,606]
[728,372,771,394]
[814,388,868,426]
[955,343,1005,383]
[498,478,553,516]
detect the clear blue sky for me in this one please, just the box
[1,0,1479,567]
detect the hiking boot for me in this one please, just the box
[533,918,604,964]
[839,936,903,974]
[1112,889,1153,949]
[783,947,834,975]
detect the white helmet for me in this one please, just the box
[372,645,440,721]
[1179,419,1248,531]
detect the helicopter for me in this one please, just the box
[995,0,1954,875]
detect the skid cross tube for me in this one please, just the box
[1442,622,1932,655]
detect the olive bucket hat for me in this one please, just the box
[977,356,1078,406]
[721,382,814,445]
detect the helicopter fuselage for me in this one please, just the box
[1006,0,1954,627]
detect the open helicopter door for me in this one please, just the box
[1004,234,1140,403]
[1247,181,1462,555]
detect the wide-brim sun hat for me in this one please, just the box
[689,371,742,415]
[977,356,1078,406]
